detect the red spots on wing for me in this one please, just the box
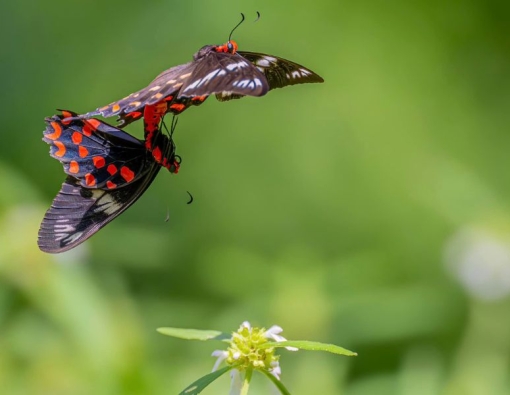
[46,121,62,140]
[82,124,93,137]
[71,132,82,144]
[106,181,117,189]
[79,146,89,158]
[82,119,100,136]
[164,95,174,102]
[112,104,121,113]
[126,111,142,120]
[152,146,162,163]
[69,161,79,174]
[120,166,135,182]
[84,173,96,187]
[170,103,186,112]
[107,164,117,175]
[54,141,66,157]
[192,95,207,103]
[93,156,105,168]
[61,111,73,125]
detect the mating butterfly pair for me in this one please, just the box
[40,24,324,253]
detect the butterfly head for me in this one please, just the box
[215,40,238,54]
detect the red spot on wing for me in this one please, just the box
[93,156,105,168]
[72,132,82,144]
[192,95,207,103]
[88,119,101,129]
[120,166,135,182]
[69,160,79,174]
[54,141,66,157]
[107,164,117,175]
[106,181,117,189]
[61,111,73,125]
[84,173,96,187]
[46,122,62,140]
[126,111,142,120]
[169,103,186,112]
[79,146,89,158]
[82,124,93,137]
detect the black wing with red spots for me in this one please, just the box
[39,111,179,253]
[43,111,154,190]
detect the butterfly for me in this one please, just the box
[70,29,323,127]
[38,110,180,253]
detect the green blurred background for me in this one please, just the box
[1,0,510,394]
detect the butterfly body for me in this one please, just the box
[70,40,323,127]
[39,111,179,253]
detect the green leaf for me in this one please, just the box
[262,341,357,356]
[178,366,232,395]
[260,370,292,395]
[157,327,231,341]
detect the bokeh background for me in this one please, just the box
[1,0,510,394]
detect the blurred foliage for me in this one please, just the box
[1,0,510,394]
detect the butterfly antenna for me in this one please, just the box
[229,13,245,41]
[254,11,261,22]
[186,191,194,205]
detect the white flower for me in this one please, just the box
[269,360,282,380]
[264,325,298,351]
[211,350,228,372]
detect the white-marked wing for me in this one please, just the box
[79,62,197,119]
[215,52,324,102]
[180,52,269,98]
[38,168,160,253]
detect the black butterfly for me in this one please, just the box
[73,39,324,127]
[38,111,179,253]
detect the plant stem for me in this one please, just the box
[240,368,253,395]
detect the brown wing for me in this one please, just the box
[180,52,269,98]
[216,51,324,102]
[79,62,197,119]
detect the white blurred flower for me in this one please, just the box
[444,227,510,300]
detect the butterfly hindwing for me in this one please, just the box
[38,169,161,253]
[43,112,154,190]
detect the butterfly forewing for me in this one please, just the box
[180,52,269,97]
[238,51,324,88]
